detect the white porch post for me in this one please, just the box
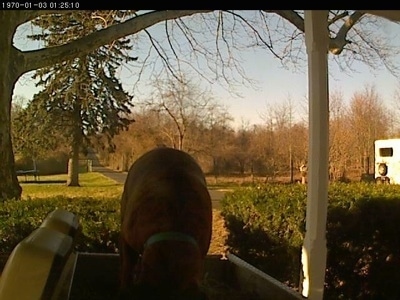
[301,10,329,300]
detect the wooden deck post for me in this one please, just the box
[301,10,329,300]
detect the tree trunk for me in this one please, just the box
[67,142,80,186]
[300,164,307,185]
[178,132,184,150]
[290,156,294,184]
[0,14,23,200]
[67,111,82,186]
[239,160,245,175]
[0,76,22,200]
[211,156,219,183]
[363,152,370,175]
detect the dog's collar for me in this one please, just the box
[144,231,198,249]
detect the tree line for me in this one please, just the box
[13,81,399,183]
[103,84,399,182]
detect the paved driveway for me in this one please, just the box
[93,166,128,184]
[93,166,227,207]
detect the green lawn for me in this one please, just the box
[19,172,238,200]
[20,172,123,200]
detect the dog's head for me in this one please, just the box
[119,147,212,296]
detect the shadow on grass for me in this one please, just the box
[20,180,67,184]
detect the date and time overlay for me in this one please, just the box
[2,1,84,9]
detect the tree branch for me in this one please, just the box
[265,10,305,32]
[21,10,213,73]
[227,10,283,60]
[328,11,348,25]
[330,11,365,55]
[264,10,367,56]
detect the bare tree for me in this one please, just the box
[260,97,299,179]
[146,76,219,151]
[107,103,234,176]
[108,109,161,171]
[247,124,273,178]
[186,101,233,158]
[389,86,400,136]
[329,90,353,180]
[348,84,389,174]
[232,120,252,175]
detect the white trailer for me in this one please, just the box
[374,139,400,184]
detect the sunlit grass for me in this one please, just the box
[205,175,265,189]
[20,172,124,200]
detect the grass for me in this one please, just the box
[19,172,229,255]
[20,172,123,200]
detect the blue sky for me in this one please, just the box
[13,13,400,128]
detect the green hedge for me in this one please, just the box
[0,196,121,254]
[220,184,306,289]
[221,182,400,300]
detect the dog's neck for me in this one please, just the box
[133,240,204,292]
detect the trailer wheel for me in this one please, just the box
[378,163,388,176]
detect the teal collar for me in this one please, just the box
[144,231,198,249]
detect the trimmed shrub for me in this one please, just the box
[221,184,306,289]
[0,196,121,254]
[221,182,400,299]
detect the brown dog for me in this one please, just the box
[119,147,212,298]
